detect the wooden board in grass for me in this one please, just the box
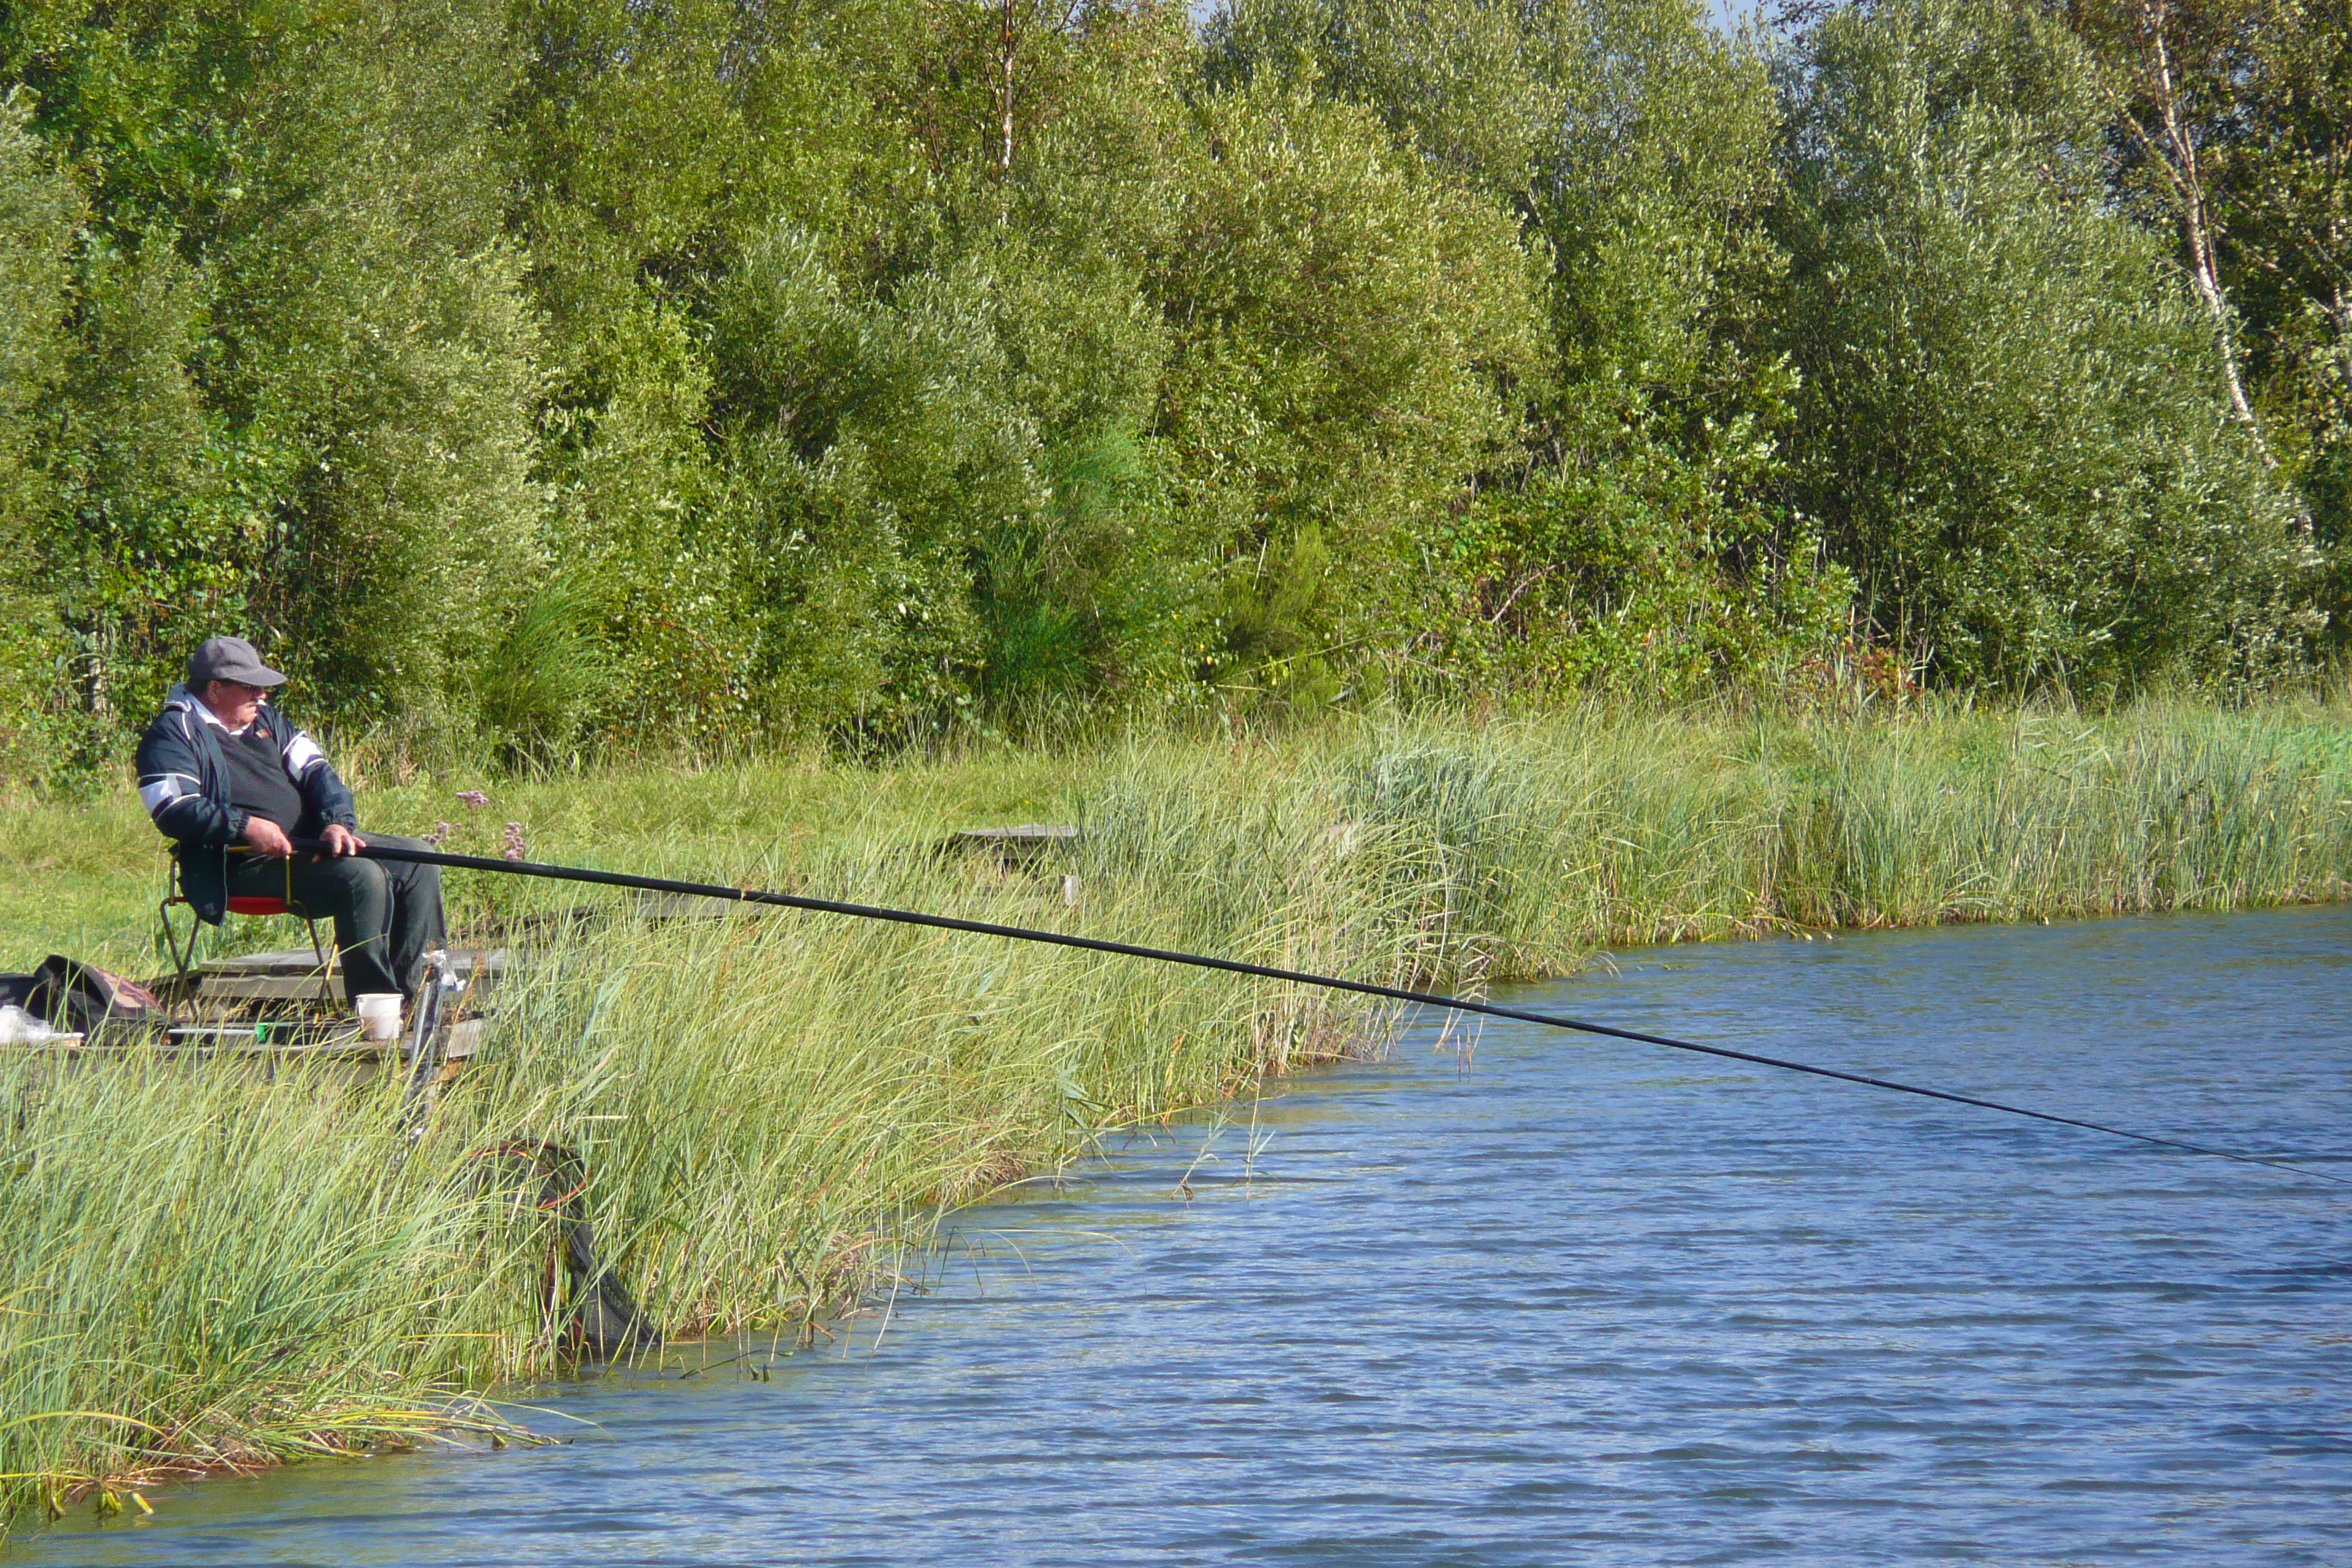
[182,948,510,1012]
[950,824,1082,867]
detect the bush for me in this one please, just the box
[1774,0,2319,690]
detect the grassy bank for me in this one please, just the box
[7,700,2352,1528]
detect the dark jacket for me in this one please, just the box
[135,684,358,924]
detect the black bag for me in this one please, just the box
[23,955,167,1044]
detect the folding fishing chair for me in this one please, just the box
[157,848,334,1002]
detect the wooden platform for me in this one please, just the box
[951,824,1082,867]
[5,943,492,1104]
[1,1017,485,1093]
[174,947,510,1009]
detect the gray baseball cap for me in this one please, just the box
[186,636,287,689]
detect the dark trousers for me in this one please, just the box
[227,833,446,1001]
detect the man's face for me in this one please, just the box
[200,679,268,729]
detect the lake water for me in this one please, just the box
[27,908,2352,1565]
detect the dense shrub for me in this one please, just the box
[1774,0,2317,689]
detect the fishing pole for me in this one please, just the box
[295,837,2348,1188]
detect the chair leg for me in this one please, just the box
[159,898,193,983]
[156,897,210,1026]
[298,914,333,1006]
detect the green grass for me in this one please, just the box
[7,698,2352,1530]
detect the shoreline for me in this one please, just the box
[8,701,2352,1533]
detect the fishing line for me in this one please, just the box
[298,837,2349,1188]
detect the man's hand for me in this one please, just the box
[241,817,295,858]
[321,824,367,858]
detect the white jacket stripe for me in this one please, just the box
[140,774,198,812]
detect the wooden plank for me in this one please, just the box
[8,1019,489,1082]
[951,824,1083,867]
[199,948,332,976]
[0,1032,86,1050]
[197,975,344,1003]
[954,823,1082,845]
[189,948,510,1000]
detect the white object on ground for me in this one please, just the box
[0,1004,65,1044]
[354,993,404,1041]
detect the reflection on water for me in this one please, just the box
[28,908,2352,1565]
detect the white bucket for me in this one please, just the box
[354,993,404,1041]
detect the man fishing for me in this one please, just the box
[135,636,446,1005]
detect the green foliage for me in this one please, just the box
[1774,0,2316,690]
[208,0,546,723]
[1494,0,1853,691]
[2204,0,2352,637]
[0,91,88,777]
[1208,0,1565,192]
[1,0,2348,780]
[1,0,548,752]
[1211,0,1851,694]
[0,91,74,530]
[1148,77,1544,693]
[532,299,747,743]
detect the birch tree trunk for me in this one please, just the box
[2077,0,2271,447]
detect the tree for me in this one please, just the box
[1144,77,1545,697]
[3,0,549,739]
[2210,0,2351,627]
[2068,0,2272,443]
[0,90,87,777]
[1208,0,1565,192]
[0,91,73,553]
[1210,0,1850,693]
[1776,0,2314,688]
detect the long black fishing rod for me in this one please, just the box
[298,837,2347,1187]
